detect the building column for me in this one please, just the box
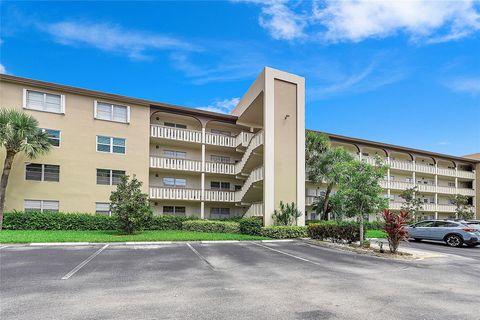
[201,126,206,219]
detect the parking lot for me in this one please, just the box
[1,241,479,320]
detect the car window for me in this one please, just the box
[443,222,458,227]
[414,221,435,227]
[433,221,448,227]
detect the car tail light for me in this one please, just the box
[463,228,477,232]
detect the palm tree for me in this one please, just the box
[0,109,52,230]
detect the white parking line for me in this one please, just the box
[0,245,8,250]
[186,243,215,270]
[61,244,109,280]
[252,243,322,266]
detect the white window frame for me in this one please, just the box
[25,163,60,182]
[95,202,112,216]
[93,100,130,124]
[23,89,65,114]
[41,128,61,148]
[162,177,187,188]
[96,169,126,185]
[96,136,126,154]
[163,150,187,159]
[162,206,186,215]
[164,122,187,129]
[24,199,59,212]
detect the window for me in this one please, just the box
[40,129,61,147]
[210,208,230,219]
[94,101,130,123]
[95,202,111,216]
[24,89,65,114]
[24,200,59,212]
[163,178,187,187]
[448,182,455,187]
[210,181,230,190]
[235,185,242,191]
[163,206,186,215]
[414,221,435,227]
[96,169,125,185]
[211,129,231,137]
[164,122,187,129]
[25,163,59,182]
[96,136,126,154]
[211,155,231,163]
[163,150,187,159]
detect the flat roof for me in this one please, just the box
[0,74,238,123]
[308,129,479,164]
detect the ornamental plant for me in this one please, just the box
[272,201,302,226]
[382,209,410,254]
[110,175,152,234]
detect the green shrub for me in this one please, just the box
[260,226,307,239]
[364,220,384,230]
[182,220,240,234]
[307,221,360,243]
[3,211,116,230]
[147,215,196,230]
[239,217,263,235]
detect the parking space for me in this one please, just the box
[1,241,479,320]
[403,240,480,259]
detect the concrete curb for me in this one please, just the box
[3,239,299,247]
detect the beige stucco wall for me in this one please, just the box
[273,79,298,212]
[476,164,480,219]
[0,81,150,213]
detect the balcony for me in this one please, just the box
[149,187,201,201]
[305,196,315,206]
[205,161,235,175]
[150,156,201,172]
[245,202,264,217]
[204,189,236,202]
[150,124,256,148]
[150,125,202,144]
[436,204,456,212]
[389,202,451,212]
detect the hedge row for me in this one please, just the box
[181,220,240,234]
[260,226,307,239]
[306,219,384,230]
[3,211,194,231]
[307,221,361,243]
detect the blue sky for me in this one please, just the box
[1,0,479,156]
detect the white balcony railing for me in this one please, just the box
[149,187,201,201]
[417,184,436,193]
[235,130,264,174]
[204,189,236,202]
[389,159,414,171]
[437,167,456,177]
[458,188,476,196]
[305,196,316,206]
[436,204,457,212]
[245,202,264,217]
[150,125,202,143]
[415,163,436,174]
[150,157,201,172]
[204,161,235,175]
[235,166,264,202]
[235,132,255,148]
[457,170,476,179]
[204,132,237,147]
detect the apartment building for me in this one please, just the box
[306,133,479,220]
[0,68,477,225]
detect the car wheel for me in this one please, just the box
[445,235,463,247]
[413,238,422,242]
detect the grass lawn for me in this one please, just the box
[0,230,269,243]
[366,230,387,238]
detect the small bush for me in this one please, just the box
[3,211,116,230]
[182,220,240,234]
[147,215,196,230]
[364,220,384,230]
[260,226,307,239]
[239,217,263,235]
[382,209,410,253]
[307,221,360,243]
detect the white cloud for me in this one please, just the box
[314,0,480,43]
[196,97,240,114]
[447,77,480,95]
[0,63,6,74]
[236,0,480,43]
[233,0,307,40]
[39,21,196,60]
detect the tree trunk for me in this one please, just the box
[0,151,16,230]
[359,213,364,246]
[322,184,333,220]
